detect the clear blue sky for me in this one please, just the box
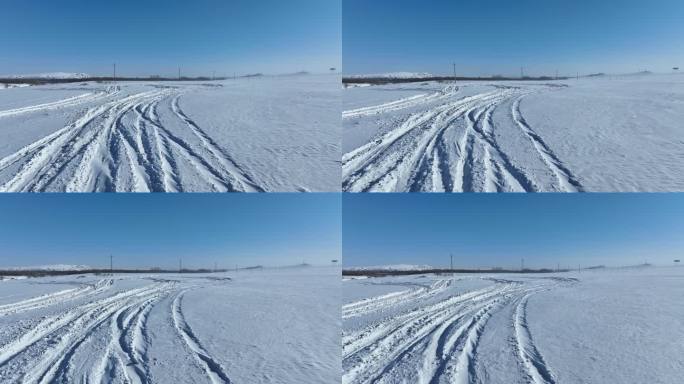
[343,194,684,269]
[344,0,684,76]
[0,194,341,269]
[0,0,341,77]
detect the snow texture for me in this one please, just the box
[343,74,684,192]
[0,266,339,384]
[0,74,340,192]
[342,266,684,384]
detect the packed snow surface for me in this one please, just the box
[0,267,339,383]
[342,266,684,384]
[0,75,340,192]
[343,74,684,192]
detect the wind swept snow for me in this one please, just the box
[342,267,684,384]
[0,267,339,383]
[343,75,684,192]
[0,75,340,192]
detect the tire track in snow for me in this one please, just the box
[342,89,507,192]
[511,96,583,192]
[171,290,232,384]
[513,291,557,384]
[343,282,516,384]
[343,85,459,119]
[343,84,577,192]
[0,85,265,192]
[0,281,174,383]
[344,277,568,384]
[0,90,111,119]
[171,95,263,192]
[343,279,452,319]
[0,279,113,317]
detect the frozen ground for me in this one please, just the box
[0,267,340,383]
[0,74,340,192]
[342,266,684,384]
[343,74,684,192]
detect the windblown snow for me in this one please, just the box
[0,75,340,192]
[342,266,684,384]
[0,267,339,383]
[343,74,684,192]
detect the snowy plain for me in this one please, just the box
[0,74,340,192]
[0,267,340,383]
[342,74,684,192]
[342,266,684,384]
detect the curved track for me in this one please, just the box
[343,84,583,192]
[0,278,233,384]
[0,85,262,192]
[343,276,577,384]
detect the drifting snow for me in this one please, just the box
[0,74,340,192]
[343,74,684,192]
[0,267,339,383]
[342,268,684,384]
[342,266,684,384]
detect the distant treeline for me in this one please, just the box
[0,268,230,278]
[0,76,232,85]
[343,268,567,277]
[343,75,568,85]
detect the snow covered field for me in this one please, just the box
[343,74,684,192]
[0,267,340,383]
[0,74,340,192]
[343,266,684,384]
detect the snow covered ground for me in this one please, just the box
[0,74,340,192]
[343,74,684,192]
[342,266,684,384]
[0,266,340,383]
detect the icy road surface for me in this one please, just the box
[343,74,684,192]
[0,75,340,192]
[342,267,684,384]
[0,267,340,383]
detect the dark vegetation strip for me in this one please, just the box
[343,268,569,277]
[343,76,568,85]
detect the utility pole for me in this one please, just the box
[453,62,456,82]
[521,258,525,271]
[212,71,216,81]
[178,67,181,81]
[110,254,113,274]
[113,63,116,82]
[179,258,182,273]
[520,67,524,79]
[450,253,453,270]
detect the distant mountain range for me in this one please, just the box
[1,264,92,271]
[1,72,90,80]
